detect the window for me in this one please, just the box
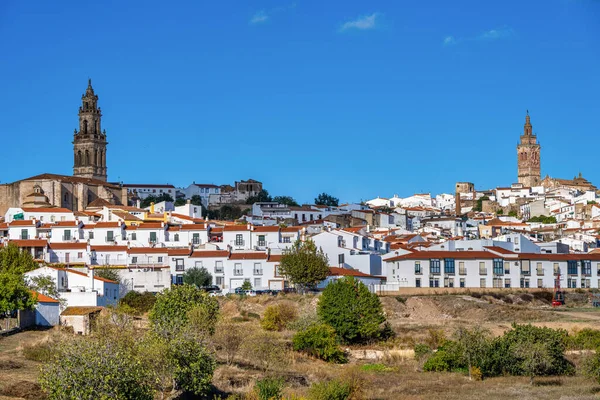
[77,252,83,259]
[107,231,114,242]
[235,234,244,246]
[414,261,422,275]
[429,277,440,287]
[554,263,560,275]
[479,262,487,275]
[582,279,590,288]
[64,230,71,241]
[282,236,291,243]
[444,277,454,288]
[430,259,441,274]
[254,263,263,275]
[158,256,163,263]
[444,259,455,274]
[215,276,224,286]
[480,278,486,288]
[254,278,261,288]
[416,278,421,288]
[274,265,281,277]
[567,260,578,275]
[567,278,577,288]
[192,233,200,244]
[176,275,183,285]
[536,262,543,276]
[131,233,137,240]
[89,231,94,239]
[215,261,224,274]
[521,260,530,275]
[338,254,345,265]
[493,277,502,288]
[132,256,138,264]
[520,278,530,288]
[505,278,511,288]
[258,235,266,247]
[493,259,503,275]
[537,278,543,288]
[582,260,591,276]
[175,259,184,272]
[460,278,465,288]
[459,262,466,275]
[234,263,243,276]
[504,261,510,274]
[150,232,157,243]
[21,229,28,240]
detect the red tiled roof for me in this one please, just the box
[386,250,502,262]
[22,207,73,213]
[167,248,192,256]
[128,247,169,254]
[94,222,122,228]
[52,221,80,227]
[48,242,88,250]
[180,224,206,230]
[281,226,302,233]
[223,225,250,232]
[10,239,47,247]
[483,246,517,255]
[31,291,59,303]
[210,227,224,233]
[253,226,280,232]
[137,223,163,229]
[0,222,8,229]
[9,220,37,227]
[268,254,283,262]
[90,245,127,252]
[190,250,229,258]
[328,267,381,278]
[229,252,268,260]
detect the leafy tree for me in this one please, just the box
[94,268,120,283]
[254,377,285,400]
[240,280,253,291]
[517,342,554,385]
[317,277,386,344]
[174,198,186,207]
[583,348,600,384]
[292,323,347,363]
[39,337,154,400]
[273,195,299,207]
[212,320,247,365]
[149,284,219,338]
[527,215,557,224]
[28,274,60,299]
[141,193,174,208]
[261,303,298,331]
[119,291,156,315]
[220,205,243,220]
[473,196,489,212]
[314,193,339,207]
[167,333,216,395]
[182,267,212,287]
[190,195,203,206]
[279,239,330,292]
[0,244,37,329]
[246,189,273,204]
[508,210,518,217]
[454,327,491,380]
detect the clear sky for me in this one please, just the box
[1,1,599,204]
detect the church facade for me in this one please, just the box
[0,80,125,216]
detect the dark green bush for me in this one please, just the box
[254,377,284,400]
[120,291,156,314]
[566,328,600,350]
[308,379,352,400]
[423,340,465,372]
[413,344,432,361]
[292,323,347,363]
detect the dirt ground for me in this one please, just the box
[1,293,600,399]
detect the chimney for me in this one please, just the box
[150,202,155,214]
[136,199,141,208]
[88,267,95,291]
[187,199,191,205]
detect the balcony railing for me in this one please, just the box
[214,267,224,274]
[234,240,245,247]
[105,236,115,243]
[233,269,243,276]
[253,269,263,276]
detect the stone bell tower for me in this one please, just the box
[517,111,541,187]
[73,79,108,181]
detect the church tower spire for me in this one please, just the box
[517,111,541,187]
[73,79,108,181]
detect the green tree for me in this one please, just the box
[240,280,252,291]
[174,198,186,207]
[454,327,491,380]
[141,193,174,208]
[0,244,37,329]
[246,189,273,204]
[279,239,329,292]
[527,215,557,224]
[149,284,219,338]
[167,333,216,395]
[273,195,299,207]
[292,323,347,363]
[119,291,156,315]
[190,195,203,206]
[517,342,554,385]
[314,193,339,207]
[473,196,489,212]
[39,337,154,400]
[317,277,386,344]
[94,268,120,283]
[220,205,243,220]
[0,243,38,273]
[182,267,212,287]
[583,349,600,384]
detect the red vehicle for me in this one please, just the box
[552,272,565,307]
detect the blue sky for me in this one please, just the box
[1,1,599,204]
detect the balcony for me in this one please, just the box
[105,236,115,243]
[214,267,224,274]
[62,235,74,241]
[233,269,243,276]
[234,240,245,247]
[253,269,263,276]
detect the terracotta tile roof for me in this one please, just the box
[112,211,142,221]
[180,224,206,230]
[281,226,302,233]
[125,225,138,230]
[229,252,268,260]
[328,267,382,278]
[386,250,502,262]
[94,222,122,228]
[9,220,38,227]
[82,224,96,229]
[167,226,180,231]
[48,242,88,250]
[190,250,229,258]
[223,225,250,232]
[52,221,80,227]
[90,245,128,252]
[22,207,73,213]
[137,223,164,229]
[127,247,169,254]
[32,290,59,303]
[167,248,192,256]
[267,254,282,262]
[171,213,205,223]
[483,246,517,255]
[122,183,176,189]
[60,306,103,316]
[108,205,146,212]
[86,198,113,208]
[67,268,117,283]
[0,222,8,229]
[10,239,47,247]
[210,227,224,233]
[253,226,280,232]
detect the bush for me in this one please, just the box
[395,296,406,304]
[360,363,393,372]
[318,277,386,344]
[292,323,347,363]
[254,377,284,400]
[243,331,289,372]
[213,320,247,365]
[425,328,446,349]
[308,380,352,400]
[261,303,298,331]
[423,340,465,372]
[22,341,54,362]
[413,344,432,361]
[583,350,600,384]
[567,328,600,350]
[470,366,483,381]
[120,291,156,314]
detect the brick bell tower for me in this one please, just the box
[73,79,108,181]
[517,111,541,187]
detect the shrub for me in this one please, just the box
[519,293,534,302]
[213,320,247,365]
[318,277,386,344]
[22,341,54,362]
[292,323,347,363]
[583,350,600,384]
[470,366,483,381]
[360,363,393,372]
[120,291,156,314]
[261,303,298,331]
[308,380,352,400]
[243,331,289,372]
[413,344,432,361]
[425,328,446,349]
[395,296,406,304]
[254,377,284,400]
[567,328,600,350]
[423,340,465,372]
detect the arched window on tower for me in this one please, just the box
[94,149,98,167]
[85,150,90,166]
[83,120,88,134]
[100,150,104,167]
[77,150,82,166]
